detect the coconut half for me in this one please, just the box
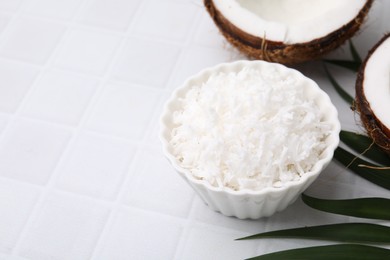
[204,0,373,64]
[355,33,390,156]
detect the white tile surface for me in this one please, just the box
[132,0,199,43]
[18,192,109,260]
[86,82,161,140]
[21,69,99,125]
[0,13,11,34]
[123,146,194,218]
[0,254,25,260]
[178,224,258,260]
[55,132,136,200]
[193,11,227,48]
[353,0,389,56]
[191,197,267,234]
[144,91,171,146]
[0,0,22,12]
[0,60,40,113]
[111,37,180,88]
[54,29,121,75]
[77,0,141,31]
[169,44,243,89]
[0,0,388,259]
[22,0,83,20]
[0,18,66,64]
[0,180,40,253]
[0,119,71,185]
[94,207,182,260]
[0,115,7,133]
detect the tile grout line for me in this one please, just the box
[81,1,161,259]
[0,0,40,145]
[162,6,209,260]
[8,0,97,256]
[54,0,170,148]
[140,2,207,147]
[2,0,223,259]
[0,2,79,144]
[88,149,142,259]
[0,1,24,45]
[86,0,211,254]
[119,201,189,225]
[138,1,205,148]
[162,3,204,92]
[172,195,199,260]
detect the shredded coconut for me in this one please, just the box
[170,67,331,191]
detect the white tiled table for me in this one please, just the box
[0,1,389,259]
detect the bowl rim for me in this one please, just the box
[159,60,341,196]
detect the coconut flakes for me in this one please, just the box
[170,67,331,191]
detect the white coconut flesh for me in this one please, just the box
[213,0,367,44]
[363,36,390,130]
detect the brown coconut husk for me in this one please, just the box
[355,33,390,157]
[204,0,373,64]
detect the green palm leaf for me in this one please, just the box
[349,40,362,64]
[323,60,361,72]
[301,194,390,220]
[334,147,390,190]
[340,131,390,166]
[323,41,361,72]
[237,223,390,243]
[323,64,354,105]
[246,244,390,260]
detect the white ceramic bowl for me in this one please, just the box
[160,60,340,219]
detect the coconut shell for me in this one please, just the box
[355,33,390,157]
[204,0,373,64]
